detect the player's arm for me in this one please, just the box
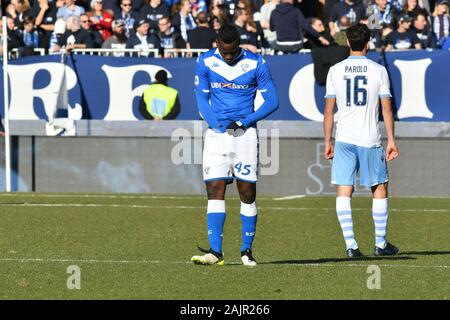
[194,56,222,130]
[380,68,398,161]
[323,68,336,160]
[323,98,335,160]
[238,58,279,128]
[381,97,399,161]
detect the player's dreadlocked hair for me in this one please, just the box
[345,23,371,52]
[218,25,240,45]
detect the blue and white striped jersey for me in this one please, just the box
[195,48,279,132]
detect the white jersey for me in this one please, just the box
[325,56,391,148]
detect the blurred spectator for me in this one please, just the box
[56,0,85,21]
[385,13,422,50]
[102,19,128,55]
[320,0,340,24]
[0,17,22,58]
[270,0,329,54]
[307,17,335,47]
[140,0,170,32]
[33,0,58,50]
[87,0,113,41]
[172,0,197,42]
[187,11,217,48]
[0,121,4,136]
[80,13,104,47]
[52,14,95,52]
[332,15,352,45]
[389,0,405,13]
[156,15,186,56]
[329,0,366,36]
[126,18,161,52]
[260,0,279,48]
[113,0,139,37]
[139,69,180,120]
[6,0,32,29]
[403,0,430,20]
[360,13,389,50]
[209,1,229,27]
[49,18,66,51]
[366,0,395,28]
[20,15,39,55]
[232,7,258,52]
[191,0,208,16]
[432,0,449,46]
[412,11,439,48]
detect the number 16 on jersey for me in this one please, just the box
[345,75,368,107]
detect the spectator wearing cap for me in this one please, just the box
[139,70,180,120]
[412,11,439,49]
[328,0,366,36]
[386,13,422,50]
[187,11,217,49]
[113,0,139,37]
[172,0,197,42]
[156,16,186,57]
[56,0,85,21]
[102,19,128,55]
[140,0,170,32]
[80,13,104,47]
[53,14,95,52]
[87,0,113,40]
[126,18,161,52]
[432,0,450,46]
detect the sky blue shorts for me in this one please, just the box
[331,141,389,188]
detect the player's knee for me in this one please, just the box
[238,185,256,204]
[372,183,388,198]
[206,181,226,199]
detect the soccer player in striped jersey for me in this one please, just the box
[323,23,400,258]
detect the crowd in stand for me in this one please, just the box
[0,0,449,57]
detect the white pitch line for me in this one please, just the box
[0,194,275,200]
[273,195,306,201]
[0,257,448,270]
[0,202,448,213]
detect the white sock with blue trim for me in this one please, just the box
[336,196,358,250]
[372,198,388,249]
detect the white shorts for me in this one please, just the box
[203,127,258,183]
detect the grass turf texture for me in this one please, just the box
[0,193,449,299]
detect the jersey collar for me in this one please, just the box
[214,48,246,64]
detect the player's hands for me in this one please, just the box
[386,141,399,161]
[227,121,246,137]
[325,142,334,160]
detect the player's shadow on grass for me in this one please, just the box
[398,250,450,256]
[262,256,416,265]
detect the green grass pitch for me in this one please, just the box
[0,193,449,299]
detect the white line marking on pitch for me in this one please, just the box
[273,195,306,201]
[0,203,448,213]
[0,258,448,270]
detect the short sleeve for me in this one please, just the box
[324,68,336,99]
[379,67,392,98]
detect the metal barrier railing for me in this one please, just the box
[6,47,313,59]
